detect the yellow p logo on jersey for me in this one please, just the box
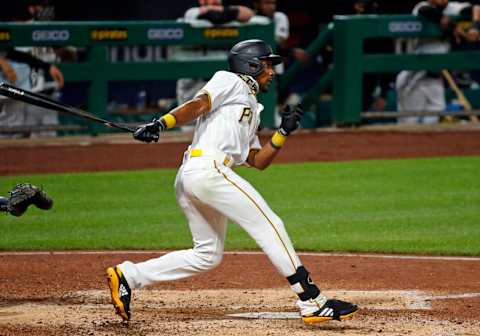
[239,107,253,124]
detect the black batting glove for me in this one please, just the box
[279,104,304,135]
[133,118,165,143]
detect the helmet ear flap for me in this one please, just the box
[229,53,264,77]
[247,59,263,75]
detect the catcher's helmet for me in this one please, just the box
[228,39,282,77]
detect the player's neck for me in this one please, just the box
[236,73,259,95]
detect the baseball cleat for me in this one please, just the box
[300,298,358,324]
[106,266,131,321]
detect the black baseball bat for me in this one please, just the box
[0,82,136,133]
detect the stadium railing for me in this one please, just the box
[0,20,275,136]
[280,15,480,126]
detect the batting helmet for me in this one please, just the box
[228,39,282,77]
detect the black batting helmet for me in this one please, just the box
[228,39,282,77]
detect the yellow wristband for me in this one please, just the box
[161,114,177,129]
[270,130,287,149]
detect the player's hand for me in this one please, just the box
[133,119,161,143]
[279,104,303,135]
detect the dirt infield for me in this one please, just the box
[1,252,480,336]
[1,125,480,335]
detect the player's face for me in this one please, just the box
[256,60,275,92]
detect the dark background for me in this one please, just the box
[0,0,428,48]
[3,0,422,21]
[4,1,480,47]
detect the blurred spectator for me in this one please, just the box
[0,49,64,138]
[0,0,68,138]
[396,0,479,124]
[23,0,71,137]
[350,0,395,112]
[251,0,310,74]
[172,0,254,105]
[249,0,311,124]
[449,2,480,88]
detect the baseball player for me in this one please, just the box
[106,39,358,324]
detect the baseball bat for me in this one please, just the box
[441,70,479,123]
[0,82,136,132]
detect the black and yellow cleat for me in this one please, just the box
[106,266,131,321]
[302,299,358,324]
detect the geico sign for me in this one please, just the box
[32,30,70,41]
[388,21,423,33]
[147,28,183,40]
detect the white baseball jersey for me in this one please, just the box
[191,70,262,165]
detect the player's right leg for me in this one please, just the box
[106,165,227,321]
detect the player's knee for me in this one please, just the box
[192,247,223,270]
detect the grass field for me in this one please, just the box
[1,156,479,255]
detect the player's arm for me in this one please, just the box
[246,104,303,170]
[133,94,210,143]
[170,93,210,124]
[246,144,279,171]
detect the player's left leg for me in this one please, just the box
[199,163,358,323]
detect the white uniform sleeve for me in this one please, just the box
[184,7,201,21]
[444,2,471,16]
[412,1,428,15]
[274,12,289,43]
[195,71,237,112]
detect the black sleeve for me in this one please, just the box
[197,6,240,24]
[4,48,51,72]
[417,5,444,23]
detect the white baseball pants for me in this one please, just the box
[119,153,302,289]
